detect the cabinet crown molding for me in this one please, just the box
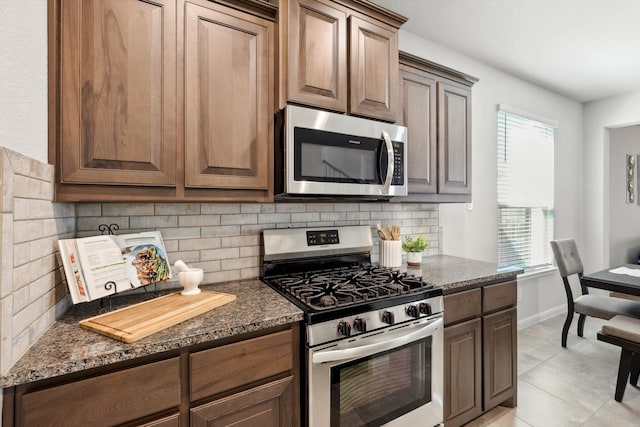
[210,0,278,20]
[333,0,408,27]
[400,51,479,87]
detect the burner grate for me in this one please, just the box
[266,265,433,310]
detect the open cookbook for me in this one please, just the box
[58,231,172,304]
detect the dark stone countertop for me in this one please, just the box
[0,279,303,388]
[0,254,519,389]
[413,255,522,293]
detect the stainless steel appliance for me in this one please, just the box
[276,105,408,198]
[262,226,443,427]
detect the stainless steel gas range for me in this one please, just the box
[261,225,444,427]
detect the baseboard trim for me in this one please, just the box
[518,305,565,330]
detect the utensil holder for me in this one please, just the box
[379,240,402,268]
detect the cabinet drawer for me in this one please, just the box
[483,281,517,313]
[139,413,181,427]
[21,358,180,427]
[190,330,293,401]
[444,288,481,326]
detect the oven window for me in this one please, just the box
[330,337,431,427]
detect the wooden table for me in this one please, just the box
[582,264,640,297]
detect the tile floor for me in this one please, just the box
[464,314,640,427]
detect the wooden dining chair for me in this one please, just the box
[597,315,640,402]
[550,238,640,347]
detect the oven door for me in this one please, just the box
[308,316,443,427]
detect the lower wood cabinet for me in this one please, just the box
[18,357,181,427]
[443,281,517,427]
[2,324,300,427]
[443,317,482,424]
[191,376,293,427]
[483,307,517,409]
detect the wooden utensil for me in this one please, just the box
[391,225,401,241]
[381,226,393,241]
[377,224,387,240]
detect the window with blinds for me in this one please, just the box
[497,108,555,270]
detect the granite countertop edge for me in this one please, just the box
[0,254,520,388]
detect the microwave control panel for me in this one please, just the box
[392,143,404,185]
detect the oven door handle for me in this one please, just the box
[312,317,443,364]
[381,130,394,195]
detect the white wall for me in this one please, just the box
[583,89,640,271]
[0,0,49,163]
[398,30,585,325]
[608,125,640,266]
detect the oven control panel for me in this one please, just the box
[307,295,444,347]
[306,229,340,246]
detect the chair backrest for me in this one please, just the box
[550,238,584,278]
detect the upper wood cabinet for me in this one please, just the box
[349,15,398,122]
[183,1,273,191]
[285,0,347,112]
[279,0,405,122]
[56,0,177,187]
[397,52,477,203]
[49,0,276,202]
[438,82,472,195]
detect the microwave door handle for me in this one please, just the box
[381,131,394,195]
[312,317,443,364]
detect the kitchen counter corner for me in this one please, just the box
[0,279,303,389]
[416,255,522,293]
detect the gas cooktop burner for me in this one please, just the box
[266,265,433,311]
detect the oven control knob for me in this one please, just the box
[419,302,432,315]
[406,305,420,318]
[381,311,395,325]
[354,317,367,332]
[337,321,352,337]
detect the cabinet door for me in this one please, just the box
[191,376,294,427]
[59,0,176,186]
[443,318,482,427]
[183,1,273,190]
[287,0,347,112]
[349,16,398,122]
[438,82,471,194]
[399,65,437,194]
[483,307,517,410]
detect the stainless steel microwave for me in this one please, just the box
[277,105,408,198]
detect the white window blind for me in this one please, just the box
[497,109,555,270]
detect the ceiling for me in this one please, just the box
[371,0,640,103]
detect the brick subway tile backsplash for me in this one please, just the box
[89,201,441,286]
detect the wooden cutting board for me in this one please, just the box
[79,290,236,343]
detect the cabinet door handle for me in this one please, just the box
[381,130,394,194]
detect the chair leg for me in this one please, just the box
[615,348,634,402]
[630,353,640,386]
[562,311,574,347]
[577,314,586,337]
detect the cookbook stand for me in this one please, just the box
[97,224,160,313]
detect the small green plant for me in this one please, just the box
[402,235,429,253]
